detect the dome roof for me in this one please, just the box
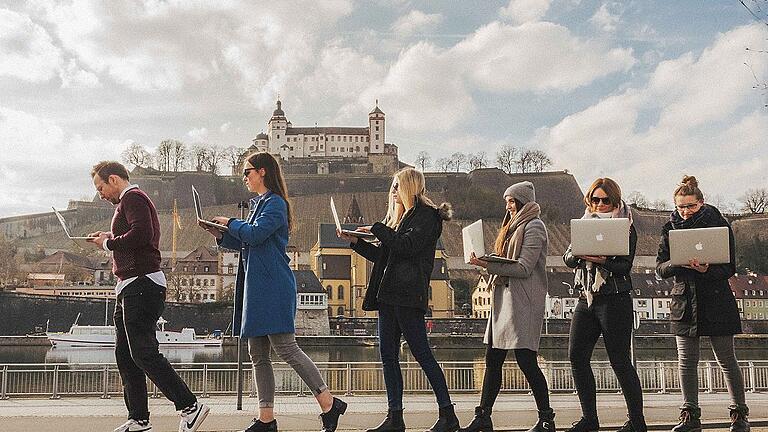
[272,99,285,117]
[254,132,269,140]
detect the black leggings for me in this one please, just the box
[480,346,551,411]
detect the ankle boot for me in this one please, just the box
[729,406,750,432]
[672,407,702,432]
[564,417,599,432]
[367,409,405,432]
[527,408,555,432]
[427,404,460,432]
[459,406,493,432]
[320,397,347,432]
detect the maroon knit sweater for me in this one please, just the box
[106,188,162,280]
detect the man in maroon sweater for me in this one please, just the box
[88,161,209,432]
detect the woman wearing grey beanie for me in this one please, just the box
[461,181,555,432]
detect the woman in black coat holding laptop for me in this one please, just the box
[656,175,748,432]
[563,177,646,432]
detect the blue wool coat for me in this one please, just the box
[218,191,296,338]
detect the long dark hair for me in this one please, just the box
[246,152,293,231]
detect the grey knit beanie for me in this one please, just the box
[503,181,535,205]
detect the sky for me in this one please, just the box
[0,0,766,217]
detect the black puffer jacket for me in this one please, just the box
[656,204,739,337]
[563,224,637,296]
[352,200,452,312]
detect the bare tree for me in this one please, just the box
[740,188,768,214]
[495,145,518,174]
[168,139,188,172]
[528,149,552,172]
[0,235,18,286]
[709,194,737,214]
[468,152,489,170]
[121,142,153,168]
[626,191,649,208]
[155,140,173,172]
[450,152,467,173]
[435,157,452,172]
[224,146,244,175]
[206,144,226,174]
[415,151,431,171]
[650,199,671,211]
[190,145,209,172]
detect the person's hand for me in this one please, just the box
[683,258,709,273]
[337,228,358,244]
[88,232,112,248]
[469,252,487,268]
[199,221,224,239]
[211,216,230,225]
[87,230,103,238]
[580,255,607,265]
[356,225,372,233]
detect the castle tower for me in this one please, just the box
[252,131,269,153]
[267,99,288,155]
[368,101,385,154]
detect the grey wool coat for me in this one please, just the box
[483,218,549,351]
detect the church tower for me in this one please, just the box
[368,101,385,154]
[267,99,288,155]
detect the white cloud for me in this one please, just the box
[187,127,209,142]
[59,59,101,89]
[391,10,444,37]
[589,2,622,33]
[536,24,768,202]
[499,0,552,25]
[0,8,62,82]
[0,106,123,216]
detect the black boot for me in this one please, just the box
[729,406,750,432]
[564,417,599,432]
[320,397,347,432]
[243,418,278,432]
[427,404,460,432]
[459,406,493,432]
[671,407,702,432]
[367,409,406,432]
[526,408,555,432]
[616,416,647,432]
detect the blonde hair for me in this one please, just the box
[383,168,437,228]
[674,175,704,201]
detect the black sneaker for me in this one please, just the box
[244,418,278,432]
[564,417,599,432]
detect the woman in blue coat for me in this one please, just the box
[201,152,346,432]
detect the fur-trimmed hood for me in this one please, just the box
[436,202,453,221]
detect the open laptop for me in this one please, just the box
[570,218,631,256]
[192,185,229,232]
[52,207,97,248]
[669,226,730,266]
[462,219,517,264]
[330,197,375,239]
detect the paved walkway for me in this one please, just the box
[1,392,767,431]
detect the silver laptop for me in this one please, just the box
[192,185,229,231]
[52,207,97,248]
[330,197,375,239]
[461,219,517,264]
[669,226,730,266]
[570,218,631,256]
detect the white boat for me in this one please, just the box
[47,315,222,348]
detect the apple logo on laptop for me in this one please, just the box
[596,233,604,242]
[695,242,704,251]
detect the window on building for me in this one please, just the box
[326,285,332,300]
[338,285,344,300]
[375,126,379,131]
[310,146,314,151]
[658,300,663,308]
[429,286,433,300]
[375,134,379,140]
[337,306,345,316]
[204,266,210,272]
[355,146,360,152]
[331,147,335,152]
[211,294,215,300]
[203,294,208,300]
[204,279,208,286]
[196,279,201,286]
[277,135,280,139]
[343,136,347,142]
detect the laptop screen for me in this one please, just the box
[192,186,203,220]
[330,197,342,231]
[52,207,72,238]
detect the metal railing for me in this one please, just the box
[1,360,767,399]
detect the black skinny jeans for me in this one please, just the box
[568,292,645,427]
[480,346,551,412]
[114,277,197,421]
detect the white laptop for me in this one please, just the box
[330,197,375,239]
[669,226,730,266]
[192,185,229,232]
[52,207,97,248]
[461,219,517,264]
[570,218,631,256]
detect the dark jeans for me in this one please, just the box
[114,277,196,421]
[480,346,551,412]
[378,303,452,410]
[568,293,645,427]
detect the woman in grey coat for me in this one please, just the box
[461,181,554,432]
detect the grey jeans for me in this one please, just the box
[676,335,747,411]
[248,333,328,408]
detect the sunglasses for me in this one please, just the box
[590,196,612,205]
[676,202,700,210]
[243,168,256,177]
[391,183,399,192]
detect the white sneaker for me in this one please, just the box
[178,402,210,432]
[113,418,153,432]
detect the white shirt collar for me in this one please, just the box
[119,184,139,200]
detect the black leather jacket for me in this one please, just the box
[563,224,637,296]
